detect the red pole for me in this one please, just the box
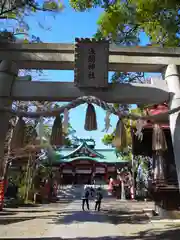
[0,180,5,210]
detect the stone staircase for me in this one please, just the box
[57,184,112,200]
[57,185,84,200]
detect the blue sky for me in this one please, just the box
[4,1,159,148]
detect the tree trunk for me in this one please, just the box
[24,155,32,202]
[3,117,18,191]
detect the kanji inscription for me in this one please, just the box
[88,47,96,80]
[74,39,109,88]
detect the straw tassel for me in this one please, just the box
[50,115,63,146]
[152,124,167,151]
[62,108,69,134]
[112,119,127,150]
[102,111,112,132]
[84,103,97,131]
[10,117,26,150]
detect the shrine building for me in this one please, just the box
[49,141,128,185]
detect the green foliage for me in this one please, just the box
[97,2,132,39]
[104,0,180,46]
[70,0,92,11]
[43,0,63,11]
[18,184,26,200]
[128,0,180,46]
[0,0,63,17]
[69,0,105,11]
[101,133,114,146]
[63,137,72,147]
[101,108,143,153]
[61,123,76,147]
[116,149,132,161]
[0,0,64,42]
[111,72,144,84]
[72,0,180,47]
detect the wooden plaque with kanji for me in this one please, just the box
[74,39,109,88]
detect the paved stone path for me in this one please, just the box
[0,200,180,239]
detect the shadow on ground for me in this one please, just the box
[4,202,40,208]
[0,209,149,226]
[1,199,72,215]
[1,227,180,239]
[0,211,16,216]
[136,226,180,240]
[50,209,149,225]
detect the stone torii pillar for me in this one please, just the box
[0,60,18,179]
[165,64,180,189]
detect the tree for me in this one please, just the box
[101,107,143,154]
[0,0,65,178]
[0,1,67,204]
[60,122,76,147]
[0,0,64,43]
[0,0,63,17]
[70,0,180,46]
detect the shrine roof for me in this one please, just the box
[146,103,168,115]
[61,150,125,163]
[60,142,105,160]
[144,103,169,128]
[53,143,127,164]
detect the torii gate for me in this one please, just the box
[0,39,180,190]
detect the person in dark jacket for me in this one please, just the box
[95,188,103,211]
[90,186,95,197]
[81,189,90,211]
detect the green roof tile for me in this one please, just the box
[53,147,128,164]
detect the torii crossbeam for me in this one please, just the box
[0,39,180,193]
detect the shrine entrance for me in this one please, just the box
[54,141,125,185]
[60,159,107,184]
[1,39,180,216]
[60,160,107,185]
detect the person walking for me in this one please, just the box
[90,186,95,197]
[95,187,103,212]
[81,188,90,211]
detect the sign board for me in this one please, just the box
[107,166,116,172]
[74,38,109,88]
[62,169,73,174]
[76,160,91,165]
[76,169,92,174]
[95,167,105,173]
